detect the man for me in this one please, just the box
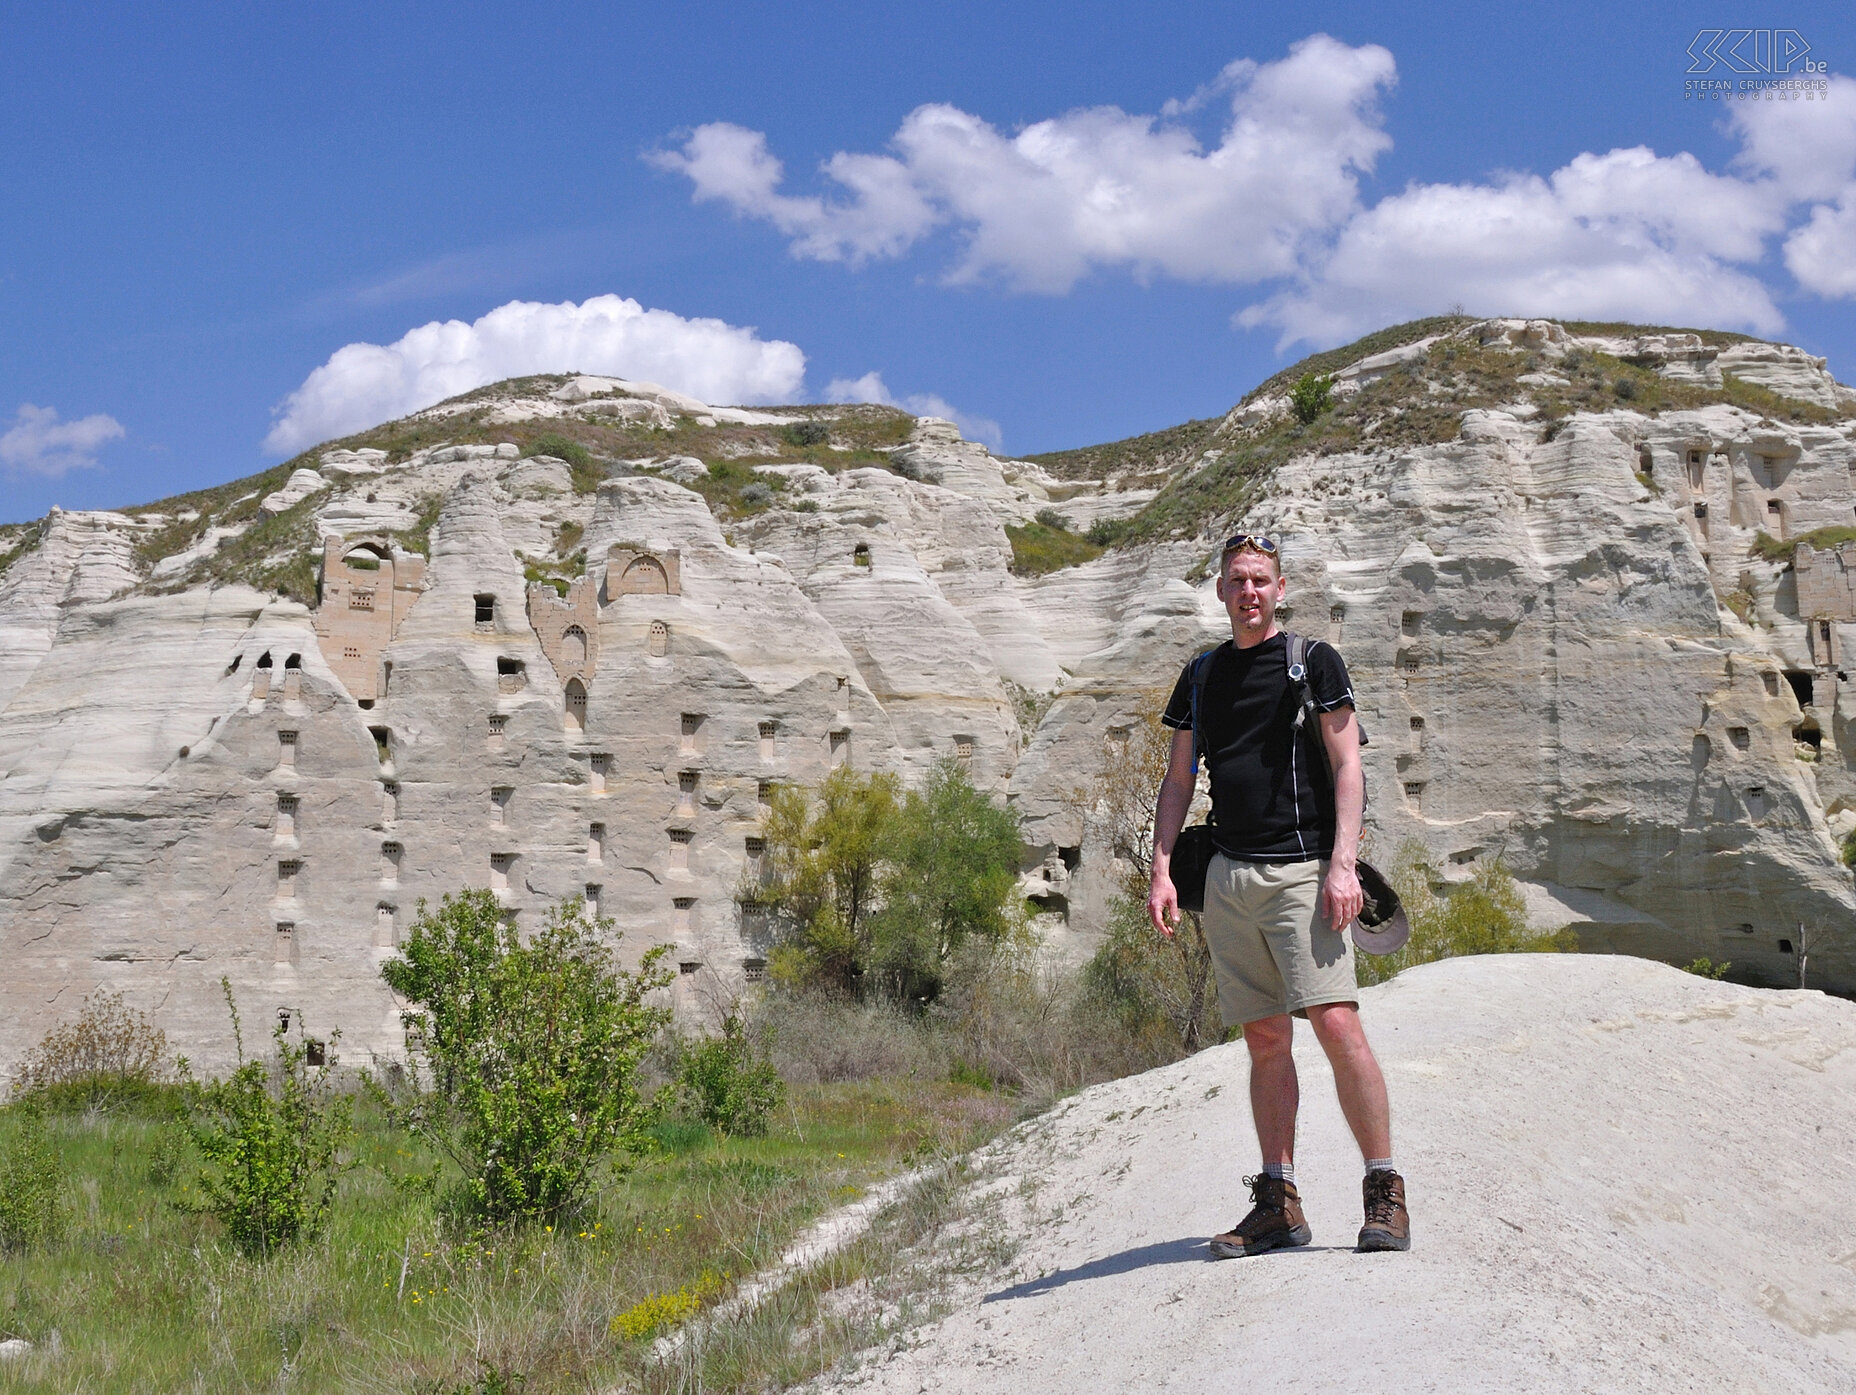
[1147,533,1410,1256]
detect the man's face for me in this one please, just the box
[1216,549,1285,643]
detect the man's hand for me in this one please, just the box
[1147,872,1179,938]
[1148,725,1197,941]
[1321,859,1364,931]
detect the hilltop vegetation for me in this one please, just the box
[1106,319,1853,545]
[4,319,1851,596]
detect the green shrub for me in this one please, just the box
[1085,517,1132,547]
[12,989,173,1114]
[1289,372,1335,423]
[783,420,830,447]
[1683,957,1731,979]
[527,433,601,494]
[1003,520,1105,576]
[145,1124,190,1187]
[675,1014,784,1138]
[0,1105,66,1253]
[692,457,784,516]
[1033,507,1072,530]
[178,981,353,1257]
[1356,848,1577,987]
[0,521,45,579]
[380,892,674,1227]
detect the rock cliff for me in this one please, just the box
[2,325,1854,1077]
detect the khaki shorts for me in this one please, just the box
[1202,854,1358,1026]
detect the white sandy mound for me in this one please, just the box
[831,955,1856,1394]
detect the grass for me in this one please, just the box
[689,459,790,519]
[172,486,331,607]
[0,1078,1014,1393]
[36,315,1849,601]
[389,492,447,561]
[1752,532,1796,564]
[1559,319,1758,348]
[1022,416,1223,483]
[0,524,43,580]
[1003,519,1105,576]
[1241,315,1477,408]
[522,549,586,597]
[1109,328,1855,547]
[1781,525,1856,563]
[93,388,916,593]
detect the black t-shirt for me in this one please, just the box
[1162,633,1355,863]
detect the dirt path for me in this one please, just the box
[821,955,1856,1394]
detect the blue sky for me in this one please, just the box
[3,1,1854,522]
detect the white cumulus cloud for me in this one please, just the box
[264,294,808,455]
[652,35,1396,293]
[1785,195,1856,298]
[660,38,1856,346]
[825,371,1003,451]
[1733,75,1856,299]
[0,404,125,479]
[1240,145,1790,346]
[1729,75,1856,202]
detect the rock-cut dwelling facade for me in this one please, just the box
[526,576,600,688]
[605,545,680,600]
[1795,539,1856,669]
[312,536,426,702]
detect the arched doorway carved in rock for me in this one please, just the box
[622,556,669,595]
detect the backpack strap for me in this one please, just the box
[1187,642,1227,778]
[1285,632,1321,739]
[1286,631,1370,815]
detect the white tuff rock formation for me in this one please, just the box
[1,322,1853,1077]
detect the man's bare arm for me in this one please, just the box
[1146,726,1198,934]
[1318,706,1365,928]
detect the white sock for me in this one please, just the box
[1365,1157,1396,1176]
[1263,1162,1295,1184]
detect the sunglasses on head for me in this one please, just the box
[1221,533,1278,555]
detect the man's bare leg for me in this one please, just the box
[1242,1014,1299,1165]
[1304,1002,1391,1160]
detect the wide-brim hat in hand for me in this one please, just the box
[1351,860,1411,955]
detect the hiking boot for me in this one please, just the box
[1357,1168,1410,1252]
[1209,1174,1312,1258]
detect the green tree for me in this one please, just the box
[179,981,352,1257]
[759,766,901,993]
[872,758,1025,1001]
[380,892,673,1226]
